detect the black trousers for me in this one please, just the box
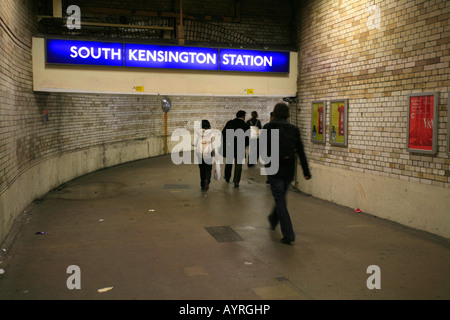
[198,160,212,188]
[247,138,259,166]
[224,160,242,184]
[267,176,295,241]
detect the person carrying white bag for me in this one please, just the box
[194,120,222,190]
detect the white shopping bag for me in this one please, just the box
[214,162,221,181]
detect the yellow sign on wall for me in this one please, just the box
[245,89,254,94]
[135,86,145,92]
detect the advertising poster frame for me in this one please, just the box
[311,100,327,144]
[406,92,439,155]
[329,99,348,147]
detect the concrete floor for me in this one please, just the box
[0,154,449,300]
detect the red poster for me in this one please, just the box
[409,95,434,151]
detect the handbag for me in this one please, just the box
[214,162,221,181]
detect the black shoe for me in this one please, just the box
[280,237,294,245]
[225,177,230,183]
[234,182,239,188]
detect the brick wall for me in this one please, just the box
[296,0,449,188]
[0,0,36,189]
[2,89,277,196]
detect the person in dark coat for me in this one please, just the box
[246,111,262,167]
[222,110,250,188]
[263,102,311,245]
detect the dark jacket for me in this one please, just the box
[263,118,311,180]
[246,118,262,129]
[221,118,250,159]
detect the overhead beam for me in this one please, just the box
[80,21,173,30]
[53,0,62,18]
[81,4,241,22]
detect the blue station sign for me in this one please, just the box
[124,43,219,70]
[45,39,290,73]
[220,48,290,73]
[46,39,124,66]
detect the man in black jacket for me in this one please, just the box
[246,111,262,167]
[222,110,250,188]
[263,102,311,245]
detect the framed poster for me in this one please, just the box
[311,100,326,144]
[406,92,439,155]
[329,99,348,147]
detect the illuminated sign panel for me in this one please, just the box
[124,43,219,70]
[46,39,123,66]
[46,39,290,73]
[219,49,289,73]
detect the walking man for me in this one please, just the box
[246,111,262,167]
[263,102,311,245]
[222,110,250,188]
